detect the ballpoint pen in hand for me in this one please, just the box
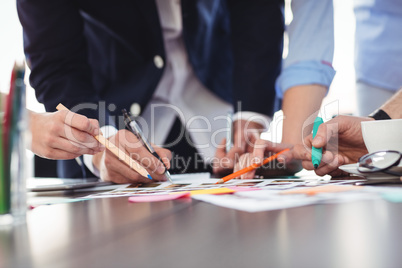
[122,109,173,183]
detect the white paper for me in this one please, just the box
[193,187,380,213]
[85,174,341,199]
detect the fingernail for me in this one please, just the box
[156,165,166,175]
[277,157,285,163]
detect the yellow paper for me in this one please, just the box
[172,187,235,196]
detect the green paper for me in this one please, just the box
[381,192,402,203]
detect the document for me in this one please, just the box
[193,187,380,213]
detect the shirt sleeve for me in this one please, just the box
[276,0,335,98]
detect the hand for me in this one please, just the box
[292,115,373,177]
[92,129,172,184]
[213,120,264,175]
[30,110,104,159]
[233,140,302,179]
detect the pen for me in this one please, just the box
[226,112,233,153]
[215,148,290,184]
[312,116,324,169]
[122,109,173,183]
[56,104,151,179]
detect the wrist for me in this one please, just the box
[369,109,391,120]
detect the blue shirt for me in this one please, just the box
[354,0,402,91]
[276,0,336,98]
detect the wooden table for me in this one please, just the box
[2,188,402,268]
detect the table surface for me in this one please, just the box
[2,184,402,268]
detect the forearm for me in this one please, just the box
[281,84,327,145]
[380,89,402,119]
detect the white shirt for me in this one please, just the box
[140,0,234,160]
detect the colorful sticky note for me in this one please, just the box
[128,192,190,203]
[173,187,236,196]
[281,185,362,196]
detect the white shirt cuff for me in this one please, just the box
[83,125,119,178]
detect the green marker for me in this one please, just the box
[312,117,324,169]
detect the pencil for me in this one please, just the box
[215,148,290,184]
[56,103,150,178]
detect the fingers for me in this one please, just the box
[252,139,271,163]
[311,118,341,149]
[93,130,173,184]
[38,148,82,160]
[112,130,171,180]
[213,121,264,175]
[301,150,346,177]
[34,118,101,159]
[62,126,102,150]
[234,153,257,180]
[252,139,289,163]
[89,118,102,136]
[50,137,100,156]
[154,147,172,169]
[213,138,240,175]
[62,111,99,136]
[315,154,346,177]
[277,148,294,164]
[55,110,104,151]
[100,149,154,184]
[291,144,311,161]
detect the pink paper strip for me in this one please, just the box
[227,186,262,192]
[128,192,190,203]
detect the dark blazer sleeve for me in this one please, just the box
[17,0,100,118]
[227,0,284,117]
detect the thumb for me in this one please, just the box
[312,123,328,148]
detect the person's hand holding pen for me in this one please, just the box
[213,119,264,175]
[292,115,372,177]
[92,130,172,184]
[233,140,301,179]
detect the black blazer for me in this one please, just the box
[18,0,283,120]
[17,0,284,177]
